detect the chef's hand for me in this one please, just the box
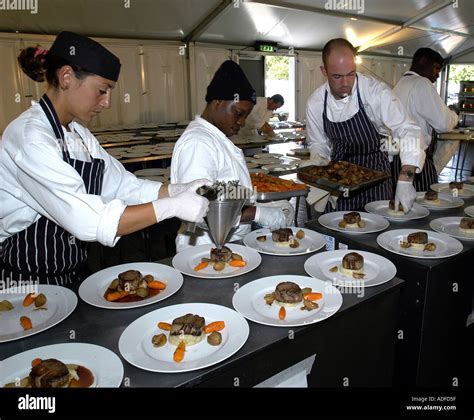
[167,179,213,197]
[254,207,287,229]
[152,190,209,223]
[394,180,416,214]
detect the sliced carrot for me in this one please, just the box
[22,293,36,307]
[228,260,247,268]
[105,290,129,302]
[147,280,166,290]
[194,261,209,271]
[173,341,186,362]
[158,322,171,331]
[31,358,42,368]
[303,292,323,301]
[204,321,225,334]
[279,306,286,320]
[20,316,32,330]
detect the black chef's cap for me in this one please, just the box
[49,31,121,82]
[205,60,256,104]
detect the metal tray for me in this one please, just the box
[297,162,390,192]
[256,188,309,202]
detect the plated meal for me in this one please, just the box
[430,182,474,198]
[318,211,389,235]
[232,275,343,327]
[103,269,167,302]
[430,217,474,241]
[243,227,326,256]
[304,250,396,288]
[172,243,261,279]
[365,200,430,221]
[0,343,123,387]
[263,281,322,320]
[415,191,464,209]
[151,313,226,363]
[4,357,94,388]
[118,303,249,373]
[0,285,77,343]
[78,262,183,309]
[376,229,463,259]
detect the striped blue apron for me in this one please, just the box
[323,80,392,211]
[0,94,105,285]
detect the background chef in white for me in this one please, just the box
[171,60,290,252]
[237,94,284,137]
[0,31,209,285]
[306,38,424,213]
[393,48,459,191]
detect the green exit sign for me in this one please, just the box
[255,42,278,53]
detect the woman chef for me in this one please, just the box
[171,60,291,251]
[0,31,210,285]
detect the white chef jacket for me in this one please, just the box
[238,97,273,136]
[0,101,162,247]
[393,71,459,170]
[306,72,424,171]
[170,115,252,251]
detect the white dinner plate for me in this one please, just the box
[253,153,282,159]
[365,200,429,221]
[0,343,123,387]
[430,183,474,198]
[376,229,463,259]
[134,168,169,177]
[318,211,389,235]
[131,136,153,140]
[304,250,397,288]
[249,157,281,165]
[172,244,261,279]
[138,175,167,183]
[79,262,183,309]
[0,285,77,343]
[151,149,173,156]
[261,163,298,172]
[119,303,249,373]
[465,205,474,217]
[246,162,259,169]
[248,168,269,174]
[415,192,464,209]
[430,217,474,241]
[243,228,326,256]
[232,275,342,327]
[107,137,133,143]
[107,147,130,153]
[123,151,151,158]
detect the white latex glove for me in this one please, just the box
[254,207,287,230]
[394,180,416,214]
[167,178,213,197]
[152,190,209,223]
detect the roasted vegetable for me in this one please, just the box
[194,261,209,271]
[173,341,186,362]
[34,293,47,307]
[296,229,305,239]
[0,300,14,311]
[136,287,149,298]
[207,331,222,346]
[231,253,243,261]
[152,333,167,347]
[213,261,225,271]
[20,316,32,330]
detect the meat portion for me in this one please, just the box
[210,246,232,263]
[343,212,361,224]
[274,282,302,304]
[118,270,142,292]
[424,190,438,201]
[170,313,205,337]
[272,228,293,243]
[460,217,474,229]
[342,252,364,270]
[449,181,463,189]
[407,232,428,244]
[388,200,404,212]
[29,359,70,388]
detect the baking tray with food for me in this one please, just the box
[250,173,309,201]
[296,161,390,192]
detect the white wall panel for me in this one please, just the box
[296,53,325,122]
[142,46,188,123]
[190,45,231,117]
